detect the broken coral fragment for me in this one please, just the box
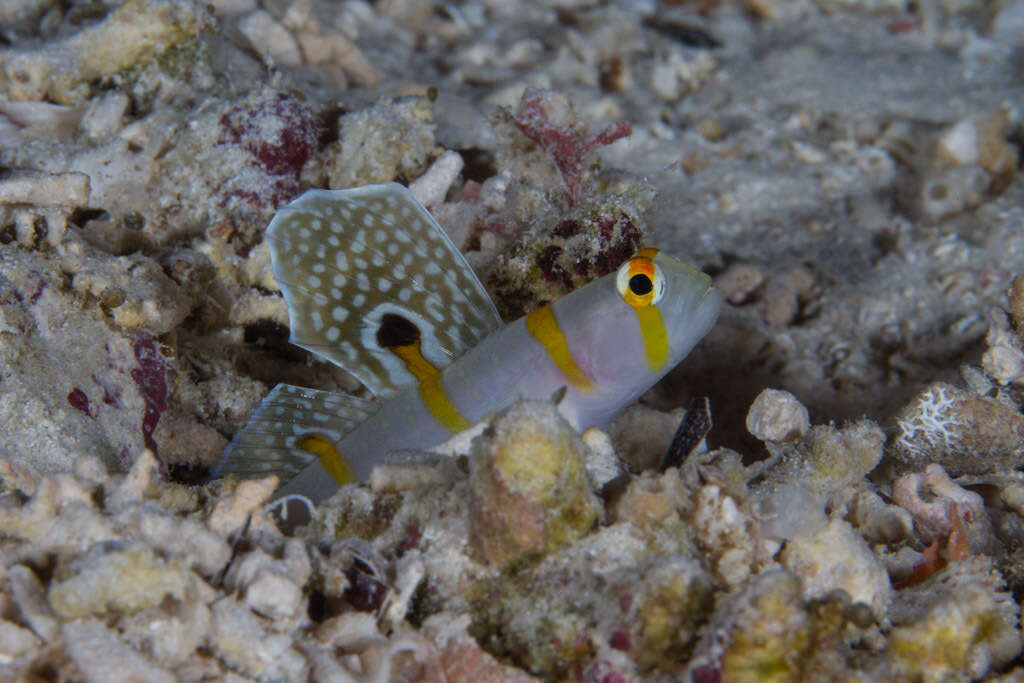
[62,619,176,683]
[690,483,763,588]
[0,0,212,104]
[982,308,1024,385]
[892,463,995,555]
[209,596,309,680]
[48,543,189,619]
[0,170,89,207]
[935,106,1019,181]
[468,400,602,568]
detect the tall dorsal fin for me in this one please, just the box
[265,183,503,399]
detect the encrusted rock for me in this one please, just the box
[325,96,438,190]
[894,382,1024,474]
[474,524,711,678]
[686,571,816,682]
[468,401,602,568]
[690,484,761,588]
[759,420,884,502]
[886,557,1021,680]
[780,517,893,618]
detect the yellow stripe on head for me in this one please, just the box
[297,433,357,484]
[526,304,597,394]
[617,248,670,372]
[634,305,669,371]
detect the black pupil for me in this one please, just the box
[629,274,653,296]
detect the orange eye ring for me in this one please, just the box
[616,252,666,308]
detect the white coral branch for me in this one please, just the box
[895,384,960,458]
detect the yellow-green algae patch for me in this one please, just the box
[468,401,603,569]
[885,557,1021,682]
[719,572,813,683]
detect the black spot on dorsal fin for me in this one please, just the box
[377,313,420,349]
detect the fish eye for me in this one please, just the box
[616,253,666,308]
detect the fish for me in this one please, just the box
[214,182,722,503]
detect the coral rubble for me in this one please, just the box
[2,0,1024,680]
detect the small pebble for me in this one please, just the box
[746,388,809,443]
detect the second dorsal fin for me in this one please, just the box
[265,183,503,400]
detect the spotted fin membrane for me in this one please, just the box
[215,183,503,483]
[213,384,375,480]
[266,183,502,398]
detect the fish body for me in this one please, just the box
[216,183,722,503]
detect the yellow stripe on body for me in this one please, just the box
[297,433,357,484]
[633,305,669,371]
[525,304,597,394]
[390,342,472,433]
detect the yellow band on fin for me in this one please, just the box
[418,378,472,432]
[525,304,597,394]
[297,433,356,484]
[391,342,472,433]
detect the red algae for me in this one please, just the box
[67,388,95,417]
[130,336,167,459]
[217,92,318,212]
[513,93,631,206]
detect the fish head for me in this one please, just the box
[555,247,722,422]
